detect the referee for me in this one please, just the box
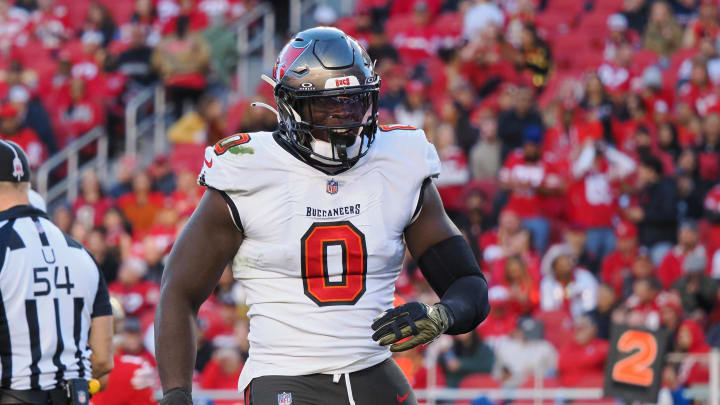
[0,141,113,404]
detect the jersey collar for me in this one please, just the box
[0,205,48,221]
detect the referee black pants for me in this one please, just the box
[244,358,418,405]
[0,388,68,405]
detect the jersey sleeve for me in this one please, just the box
[395,128,441,224]
[197,134,257,232]
[92,271,112,317]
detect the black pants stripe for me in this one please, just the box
[244,358,417,405]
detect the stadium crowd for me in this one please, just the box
[3,0,720,403]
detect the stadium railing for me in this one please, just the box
[36,126,108,206]
[235,2,276,97]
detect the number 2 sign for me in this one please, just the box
[604,324,669,403]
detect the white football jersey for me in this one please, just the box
[198,126,440,391]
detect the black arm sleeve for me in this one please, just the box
[417,235,490,335]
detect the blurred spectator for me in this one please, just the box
[430,123,469,211]
[569,141,636,262]
[469,109,501,180]
[73,170,113,228]
[676,319,711,386]
[602,221,640,296]
[705,182,720,257]
[480,208,522,265]
[604,13,640,62]
[624,276,664,329]
[492,317,557,387]
[148,155,176,194]
[438,330,495,388]
[497,86,544,160]
[644,1,683,55]
[683,0,720,48]
[557,315,609,386]
[29,0,70,49]
[540,244,598,318]
[515,23,552,91]
[390,1,437,66]
[167,93,225,144]
[499,125,562,252]
[395,80,430,129]
[57,78,104,144]
[102,207,133,257]
[657,221,708,289]
[52,203,73,233]
[622,0,651,33]
[86,226,120,284]
[115,317,156,366]
[117,171,166,234]
[579,75,614,141]
[478,286,519,343]
[498,254,540,315]
[621,250,656,300]
[109,257,160,319]
[82,2,117,47]
[697,111,720,187]
[108,23,158,91]
[108,155,138,198]
[565,225,599,275]
[672,248,719,315]
[585,283,617,339]
[199,347,243,401]
[0,103,46,169]
[463,0,505,40]
[9,84,58,154]
[152,12,210,119]
[161,0,209,34]
[627,155,679,265]
[170,169,202,215]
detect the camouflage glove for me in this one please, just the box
[160,388,193,405]
[371,302,451,352]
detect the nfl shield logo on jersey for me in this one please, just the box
[278,392,292,405]
[326,179,339,194]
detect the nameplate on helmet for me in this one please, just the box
[325,76,360,89]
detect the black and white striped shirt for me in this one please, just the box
[0,205,112,390]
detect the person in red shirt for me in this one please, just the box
[389,1,438,67]
[114,316,157,367]
[108,257,160,319]
[684,0,720,49]
[499,126,563,252]
[623,276,663,330]
[557,315,610,387]
[569,140,637,262]
[676,319,711,386]
[657,221,709,289]
[479,208,523,266]
[199,347,244,405]
[477,286,519,344]
[602,221,639,296]
[0,103,46,169]
[90,353,157,405]
[28,0,70,49]
[160,0,209,35]
[678,60,718,116]
[57,78,104,144]
[497,254,540,315]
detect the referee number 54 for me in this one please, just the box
[32,266,75,296]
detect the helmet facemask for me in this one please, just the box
[276,87,379,168]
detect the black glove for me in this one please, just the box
[160,387,193,405]
[371,302,452,352]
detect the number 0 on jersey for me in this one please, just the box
[301,222,367,306]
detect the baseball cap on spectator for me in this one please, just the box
[8,85,29,104]
[0,140,31,183]
[541,243,574,275]
[314,5,338,25]
[488,285,510,305]
[122,316,143,333]
[523,124,543,144]
[615,221,638,239]
[683,248,707,273]
[518,317,544,340]
[81,30,104,45]
[679,219,699,232]
[607,13,628,32]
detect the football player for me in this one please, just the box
[156,27,489,405]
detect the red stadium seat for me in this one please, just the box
[632,49,659,72]
[170,143,206,174]
[546,0,585,16]
[57,0,91,30]
[535,12,573,41]
[384,15,415,42]
[552,34,592,70]
[593,0,624,13]
[577,12,610,49]
[459,373,500,389]
[432,12,463,39]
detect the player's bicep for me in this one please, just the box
[161,188,243,309]
[404,180,462,259]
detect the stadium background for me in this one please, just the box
[2,0,720,403]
